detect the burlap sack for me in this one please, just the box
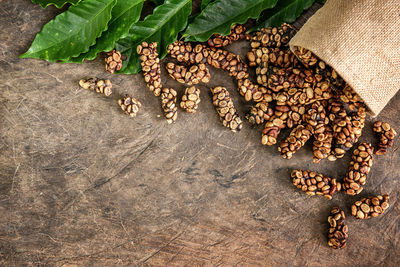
[289,0,400,116]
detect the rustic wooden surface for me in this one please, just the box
[1,1,399,266]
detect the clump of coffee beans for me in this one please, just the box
[327,207,348,249]
[180,86,200,114]
[373,121,397,155]
[351,194,389,220]
[79,78,112,97]
[118,94,141,118]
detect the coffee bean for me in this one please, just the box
[180,87,200,114]
[137,42,162,97]
[291,169,339,199]
[373,121,397,155]
[210,86,242,132]
[343,143,374,196]
[118,94,142,118]
[327,206,348,249]
[351,194,389,220]
[79,78,112,97]
[161,88,178,124]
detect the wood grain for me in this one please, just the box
[0,1,399,266]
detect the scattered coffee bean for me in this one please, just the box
[166,62,210,85]
[261,105,305,146]
[327,207,348,249]
[351,194,389,219]
[274,81,332,107]
[180,86,200,114]
[265,66,322,92]
[208,24,248,48]
[342,142,374,196]
[250,23,296,49]
[329,106,366,161]
[279,125,313,159]
[291,169,340,200]
[210,86,242,132]
[118,94,141,118]
[373,121,397,155]
[79,78,112,96]
[105,49,123,74]
[246,101,274,125]
[313,125,333,163]
[339,83,365,111]
[160,88,178,124]
[237,78,274,102]
[247,47,298,68]
[137,42,162,97]
[168,41,208,65]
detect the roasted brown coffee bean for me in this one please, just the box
[373,121,397,155]
[274,81,332,106]
[313,125,333,163]
[168,41,209,65]
[79,78,112,97]
[329,107,366,161]
[261,105,304,146]
[302,101,329,134]
[180,86,200,114]
[137,42,162,96]
[338,83,364,111]
[327,207,348,249]
[247,47,298,68]
[265,66,320,92]
[246,101,274,125]
[351,194,389,219]
[118,94,142,118]
[207,47,248,78]
[279,124,313,159]
[105,49,123,74]
[210,86,242,132]
[237,78,274,102]
[342,142,374,195]
[166,63,210,85]
[160,88,178,124]
[291,169,340,200]
[251,23,296,49]
[293,46,319,68]
[208,24,248,47]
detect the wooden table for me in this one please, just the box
[1,1,399,266]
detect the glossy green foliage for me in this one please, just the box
[115,0,192,74]
[183,0,278,42]
[21,0,116,61]
[201,0,214,10]
[67,0,144,63]
[31,0,81,8]
[256,0,315,29]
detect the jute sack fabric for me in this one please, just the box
[289,0,400,116]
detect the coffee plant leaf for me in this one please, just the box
[66,0,144,63]
[115,0,192,74]
[31,0,81,8]
[183,0,278,42]
[256,0,315,30]
[21,0,116,61]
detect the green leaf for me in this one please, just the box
[149,0,164,5]
[201,0,215,10]
[183,0,278,42]
[304,0,316,9]
[20,0,116,62]
[31,0,81,8]
[256,0,312,30]
[115,0,192,74]
[66,0,144,63]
